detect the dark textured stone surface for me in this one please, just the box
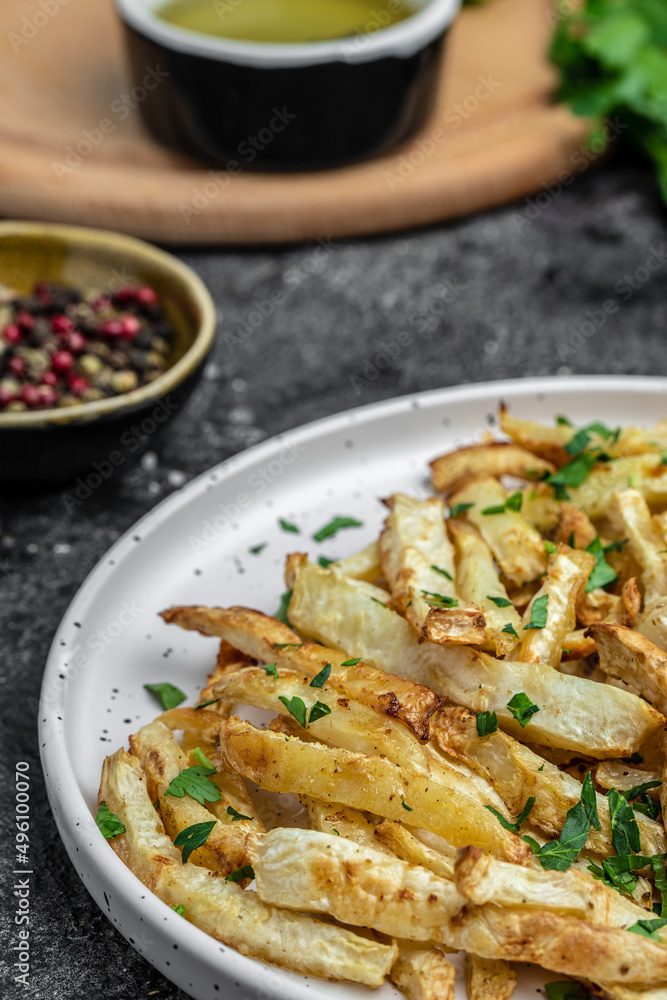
[1,158,667,1000]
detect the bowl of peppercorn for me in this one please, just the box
[0,221,216,490]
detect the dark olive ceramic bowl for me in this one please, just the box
[114,0,460,171]
[0,222,216,491]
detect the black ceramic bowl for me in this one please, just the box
[115,0,460,171]
[0,222,216,491]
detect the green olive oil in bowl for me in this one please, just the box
[155,0,414,44]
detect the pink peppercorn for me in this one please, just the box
[52,314,74,334]
[38,384,58,408]
[115,287,135,303]
[16,311,35,330]
[8,357,25,377]
[3,324,21,344]
[99,320,124,338]
[21,384,42,407]
[120,315,141,338]
[67,331,87,353]
[52,350,75,372]
[42,371,58,386]
[135,286,158,307]
[0,385,15,406]
[69,376,89,396]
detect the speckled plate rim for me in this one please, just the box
[39,374,667,1000]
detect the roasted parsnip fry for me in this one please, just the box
[555,503,598,549]
[466,954,516,1000]
[196,640,256,717]
[582,982,667,1000]
[379,492,486,646]
[447,520,522,656]
[568,455,667,520]
[374,820,456,880]
[561,630,597,660]
[332,539,383,582]
[222,718,531,863]
[161,603,440,740]
[430,441,554,497]
[302,798,396,856]
[391,944,456,1000]
[518,546,595,668]
[130,719,259,875]
[595,761,662,793]
[288,559,664,756]
[636,597,667,653]
[455,847,653,930]
[433,707,666,857]
[609,489,667,605]
[588,623,667,716]
[99,749,397,985]
[498,407,574,466]
[447,476,548,586]
[447,899,667,985]
[250,827,464,942]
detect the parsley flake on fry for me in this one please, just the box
[95,802,126,840]
[143,682,187,711]
[507,692,540,728]
[173,820,216,864]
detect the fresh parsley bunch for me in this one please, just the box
[551,0,667,201]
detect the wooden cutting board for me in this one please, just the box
[0,0,590,245]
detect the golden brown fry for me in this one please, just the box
[302,798,396,856]
[609,490,667,606]
[455,846,652,930]
[288,558,664,757]
[587,623,667,716]
[561,630,597,660]
[250,827,464,942]
[555,503,598,549]
[518,546,595,668]
[498,406,574,466]
[374,820,456,880]
[391,945,456,1000]
[430,441,554,497]
[196,640,256,716]
[99,749,397,985]
[130,719,258,875]
[467,954,516,1000]
[161,603,440,741]
[595,761,661,793]
[568,455,667,520]
[222,717,531,864]
[433,707,666,857]
[332,539,383,582]
[447,476,548,587]
[447,519,522,656]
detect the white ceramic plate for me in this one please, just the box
[40,375,667,1000]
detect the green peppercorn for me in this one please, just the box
[111,370,139,393]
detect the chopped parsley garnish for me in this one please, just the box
[622,753,644,765]
[318,556,335,568]
[502,623,520,639]
[279,518,300,533]
[225,864,255,883]
[310,663,332,688]
[585,536,618,592]
[172,904,186,916]
[607,787,641,855]
[507,692,540,727]
[652,857,667,916]
[476,711,498,737]
[371,597,387,607]
[194,698,220,710]
[505,491,523,512]
[526,773,599,871]
[164,762,220,807]
[275,589,293,626]
[421,591,458,608]
[628,918,667,941]
[309,700,332,724]
[95,802,126,840]
[555,416,572,427]
[278,695,331,727]
[604,538,628,553]
[143,682,187,710]
[525,594,549,630]
[174,820,216,864]
[192,747,215,769]
[547,452,598,499]
[249,543,267,554]
[341,657,361,666]
[622,780,661,801]
[486,595,513,607]
[544,540,557,555]
[486,796,536,832]
[588,858,638,896]
[481,504,508,516]
[544,982,589,1000]
[312,516,363,542]
[273,642,303,649]
[401,798,413,811]
[565,422,618,457]
[261,662,279,678]
[153,798,159,810]
[279,695,307,728]
[431,564,453,581]
[226,805,253,822]
[449,502,473,517]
